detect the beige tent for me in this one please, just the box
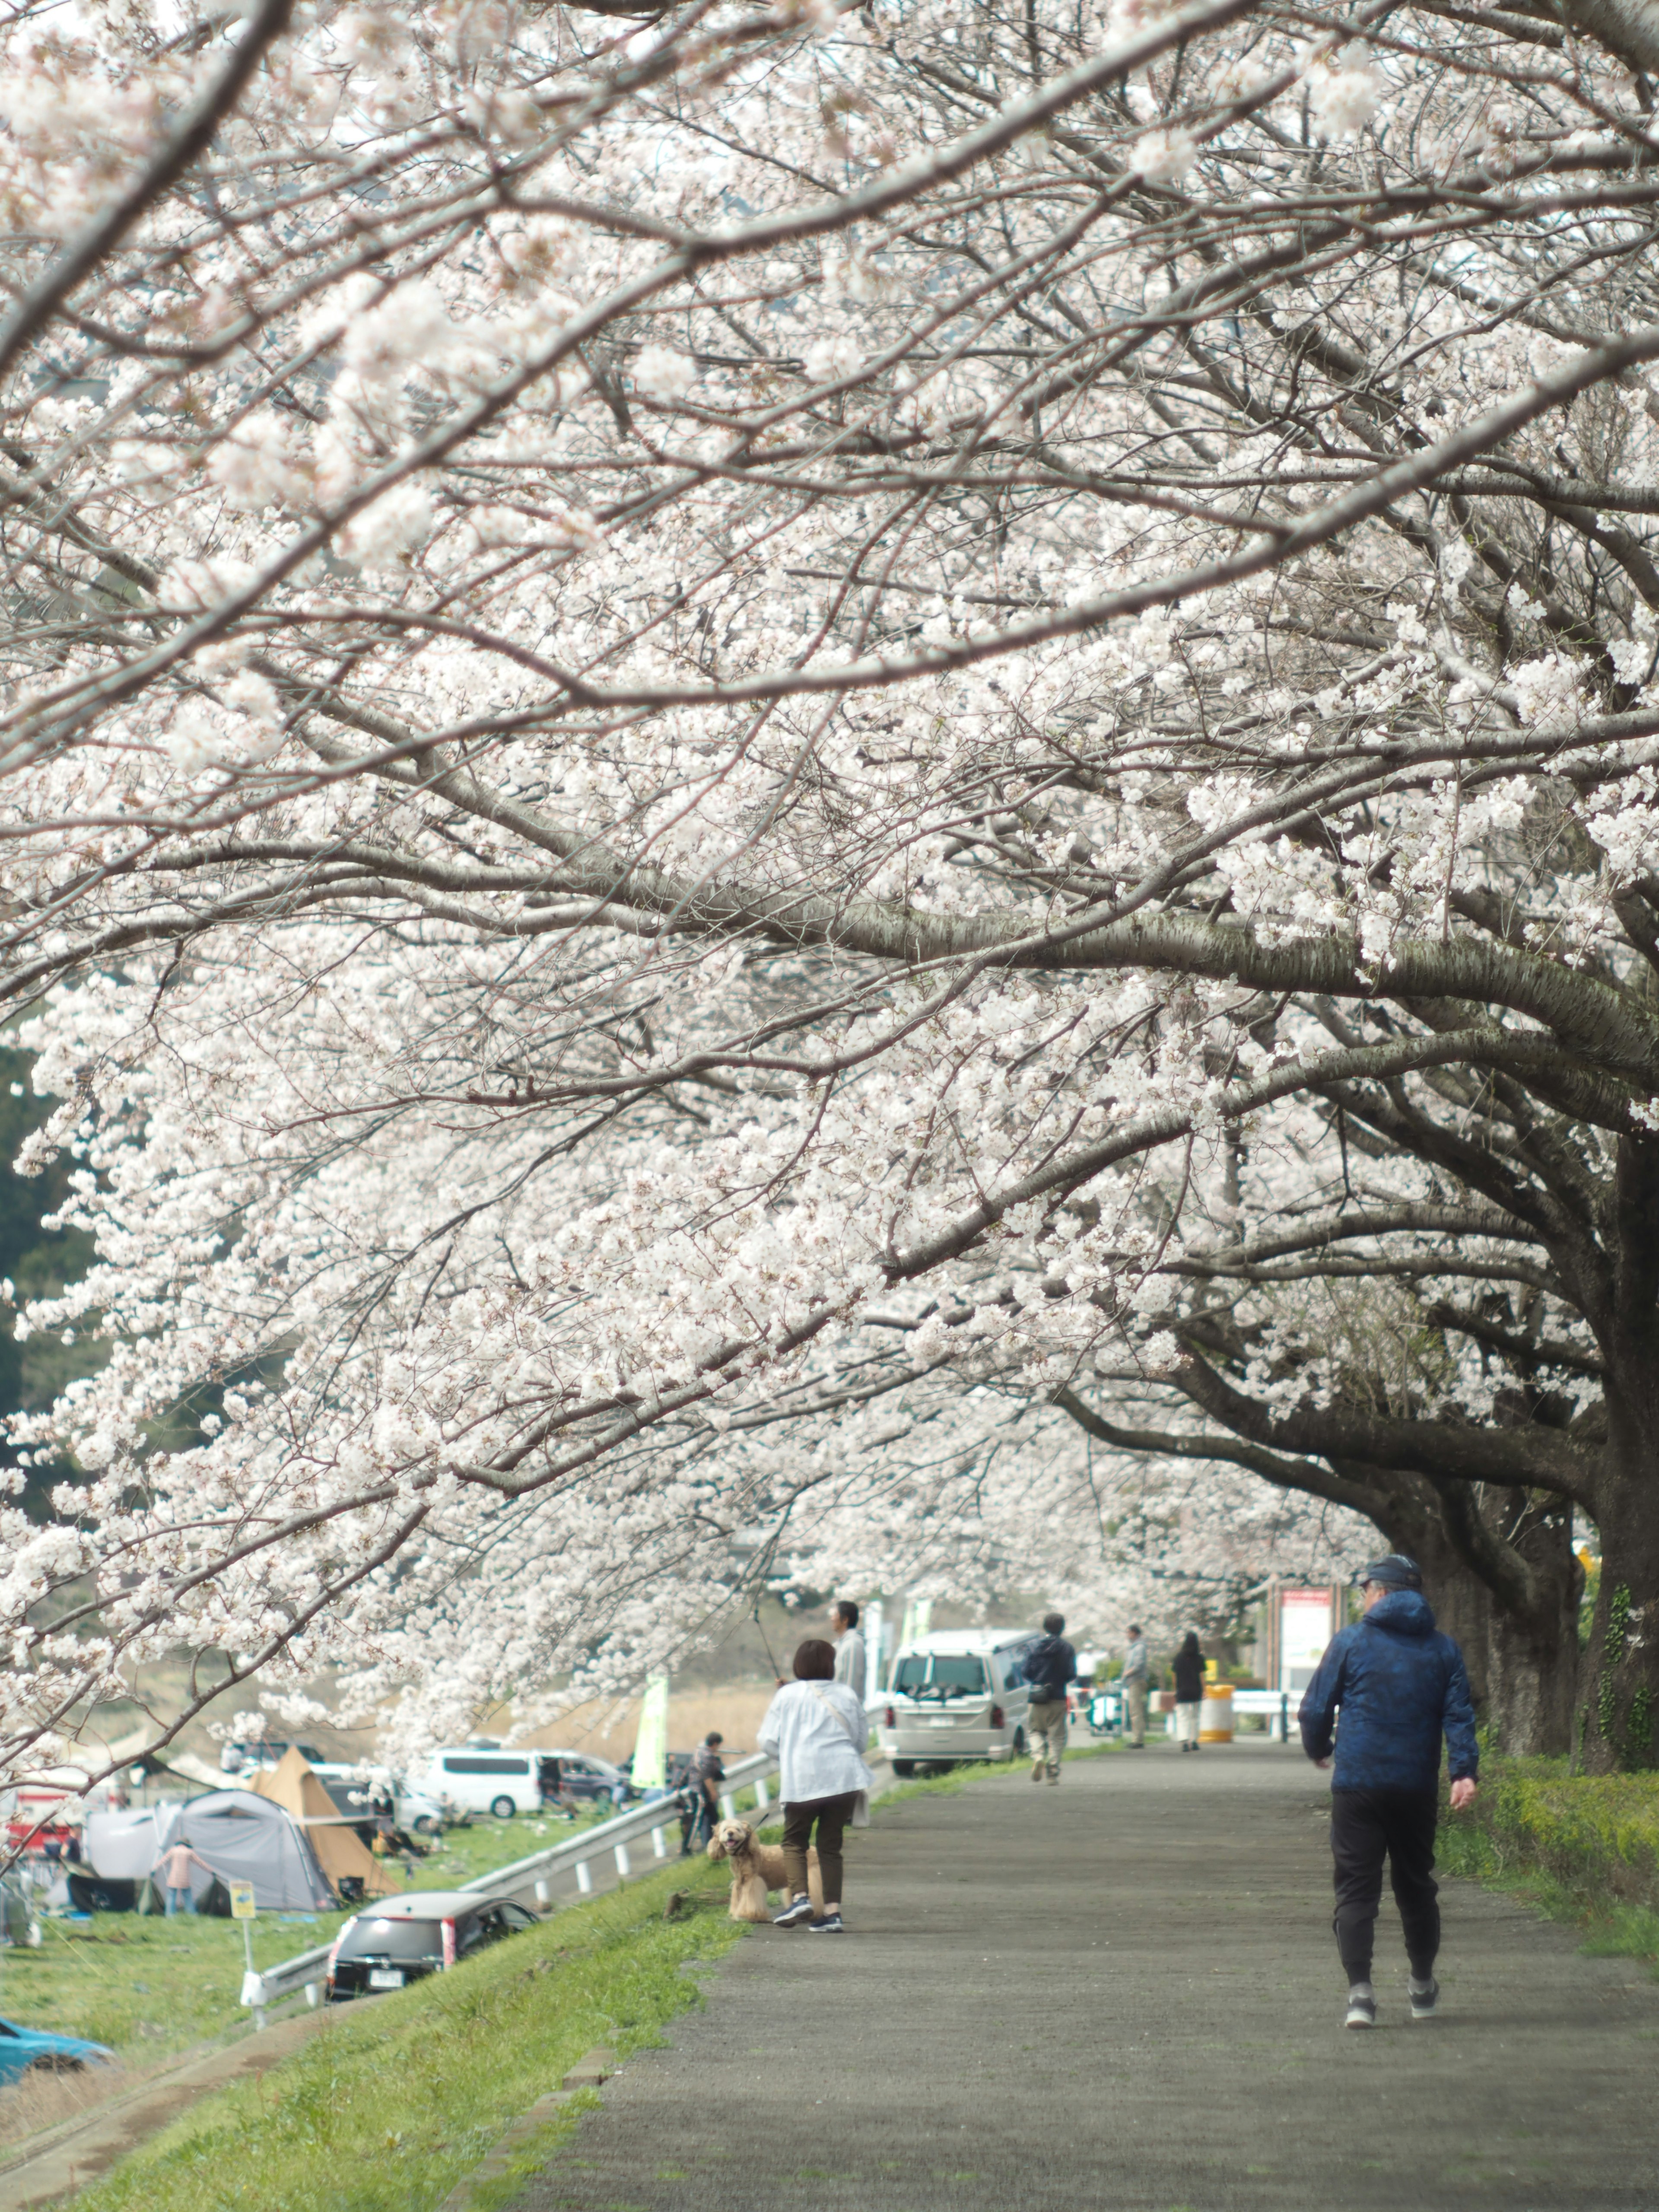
[251,1748,401,1901]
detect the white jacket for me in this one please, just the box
[833,1627,867,1706]
[757,1678,874,1803]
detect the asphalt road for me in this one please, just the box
[508,1742,1659,2212]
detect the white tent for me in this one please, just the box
[84,1805,169,1882]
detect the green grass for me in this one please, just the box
[402,1805,613,1887]
[71,1864,743,2212]
[1439,1753,1659,1967]
[0,1807,625,2065]
[0,1902,356,2059]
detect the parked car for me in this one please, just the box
[224,1738,327,1774]
[538,1751,632,1806]
[313,1766,455,1836]
[413,1747,566,1820]
[875,1627,1041,1774]
[324,1892,539,2001]
[0,2017,114,2085]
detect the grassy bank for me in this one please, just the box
[0,1902,355,2066]
[72,1863,742,2212]
[0,1808,611,2073]
[1439,1754,1659,1964]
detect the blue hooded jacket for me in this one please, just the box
[1297,1591,1478,1792]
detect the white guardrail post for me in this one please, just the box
[242,1750,781,2015]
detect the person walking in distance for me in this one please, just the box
[1172,1632,1205,1752]
[1298,1554,1479,2030]
[1121,1624,1150,1748]
[758,1640,874,1934]
[1021,1612,1079,1783]
[830,1599,867,1707]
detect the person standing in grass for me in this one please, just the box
[1172,1632,1205,1752]
[680,1732,725,1857]
[758,1639,873,1935]
[158,1839,212,1915]
[1299,1553,1479,2031]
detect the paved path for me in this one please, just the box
[508,1744,1659,2212]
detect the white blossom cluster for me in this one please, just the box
[0,0,1655,1782]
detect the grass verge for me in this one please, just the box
[0,1806,621,2079]
[0,1901,356,2067]
[70,1864,743,2212]
[1439,1754,1659,1967]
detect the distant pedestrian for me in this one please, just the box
[757,1638,873,1934]
[1298,1553,1479,2031]
[1121,1624,1149,1748]
[1172,1632,1205,1751]
[830,1599,868,1708]
[1020,1613,1079,1784]
[158,1840,211,1915]
[680,1732,725,1856]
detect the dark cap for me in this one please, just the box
[1353,1553,1423,1592]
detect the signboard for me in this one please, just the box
[631,1674,670,1792]
[1279,1588,1335,1695]
[228,1879,257,1921]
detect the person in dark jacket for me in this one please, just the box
[1021,1613,1079,1784]
[1171,1632,1205,1751]
[1298,1553,1479,2030]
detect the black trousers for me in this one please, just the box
[781,1791,857,1906]
[1330,1787,1440,1982]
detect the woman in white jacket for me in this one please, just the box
[756,1637,874,1933]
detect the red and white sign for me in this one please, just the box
[1279,1588,1335,1693]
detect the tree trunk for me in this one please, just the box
[1583,1459,1659,1773]
[1484,1506,1581,1759]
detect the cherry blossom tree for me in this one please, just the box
[6,0,1659,1783]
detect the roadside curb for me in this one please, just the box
[436,2050,617,2212]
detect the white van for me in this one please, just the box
[875,1627,1041,1774]
[416,1746,559,1820]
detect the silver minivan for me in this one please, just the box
[876,1628,1040,1774]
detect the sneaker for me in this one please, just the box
[1409,1978,1440,2020]
[1345,1992,1377,2031]
[1030,1763,1044,1783]
[807,1913,845,1934]
[772,1894,814,1928]
[1045,1772,1060,1785]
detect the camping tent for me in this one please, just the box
[86,1789,335,1912]
[251,1750,399,1901]
[84,1804,169,1883]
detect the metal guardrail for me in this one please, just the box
[244,1750,781,2020]
[1228,1690,1294,1737]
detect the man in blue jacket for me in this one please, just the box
[1298,1554,1479,2030]
[1022,1613,1079,1784]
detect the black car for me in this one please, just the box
[325,1892,538,2001]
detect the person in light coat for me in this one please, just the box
[757,1638,874,1935]
[830,1598,867,1707]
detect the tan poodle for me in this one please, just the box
[706,1817,824,1923]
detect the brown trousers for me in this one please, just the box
[782,1791,857,1905]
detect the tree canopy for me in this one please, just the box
[4,0,1659,1780]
